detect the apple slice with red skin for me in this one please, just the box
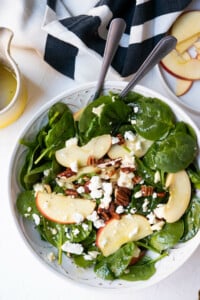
[96,214,152,257]
[175,77,193,96]
[161,49,200,80]
[36,192,96,224]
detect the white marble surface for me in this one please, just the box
[1,46,200,300]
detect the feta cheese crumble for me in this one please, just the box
[61,241,83,255]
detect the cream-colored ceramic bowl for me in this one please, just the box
[8,81,200,289]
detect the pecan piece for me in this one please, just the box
[65,188,79,197]
[121,167,135,173]
[87,155,97,166]
[141,185,154,197]
[57,168,77,178]
[115,186,131,206]
[132,175,143,184]
[97,202,120,221]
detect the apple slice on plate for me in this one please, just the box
[96,214,152,256]
[36,192,96,224]
[154,170,191,223]
[175,77,193,96]
[161,49,200,80]
[170,11,200,44]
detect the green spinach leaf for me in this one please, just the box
[149,220,184,252]
[181,196,200,242]
[94,242,136,280]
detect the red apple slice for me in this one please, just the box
[175,77,193,96]
[154,170,191,223]
[96,214,152,256]
[36,192,96,224]
[161,49,200,80]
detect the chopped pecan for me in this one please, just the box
[132,175,143,184]
[141,185,154,197]
[156,191,166,198]
[65,188,79,197]
[97,202,120,221]
[97,207,110,221]
[57,168,77,178]
[121,167,135,173]
[115,186,131,206]
[87,155,97,166]
[109,202,120,219]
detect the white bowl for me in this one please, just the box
[8,81,200,290]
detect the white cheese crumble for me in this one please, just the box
[117,171,134,189]
[92,104,105,117]
[89,175,103,199]
[61,241,83,255]
[87,211,105,228]
[33,183,45,193]
[121,155,136,169]
[134,190,142,198]
[32,213,40,226]
[124,131,136,141]
[154,170,161,183]
[115,205,124,214]
[43,169,51,177]
[111,136,120,144]
[146,212,157,225]
[142,198,149,212]
[72,213,84,224]
[77,186,85,194]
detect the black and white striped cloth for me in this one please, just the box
[44,0,192,81]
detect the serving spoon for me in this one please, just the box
[92,18,126,100]
[119,35,177,98]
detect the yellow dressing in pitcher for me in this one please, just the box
[0,63,17,110]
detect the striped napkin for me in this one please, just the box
[43,0,192,81]
[0,0,193,82]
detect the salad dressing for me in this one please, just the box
[0,63,17,110]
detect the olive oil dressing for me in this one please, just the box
[0,63,17,110]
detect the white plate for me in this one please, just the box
[8,81,200,290]
[158,1,200,113]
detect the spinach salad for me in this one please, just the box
[17,91,200,282]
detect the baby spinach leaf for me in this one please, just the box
[94,242,136,280]
[144,123,198,173]
[131,97,175,140]
[16,190,38,218]
[120,252,167,281]
[65,221,93,243]
[181,196,200,242]
[48,102,70,127]
[45,108,75,154]
[149,220,184,252]
[78,95,131,144]
[73,254,95,268]
[23,162,51,190]
[187,163,200,189]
